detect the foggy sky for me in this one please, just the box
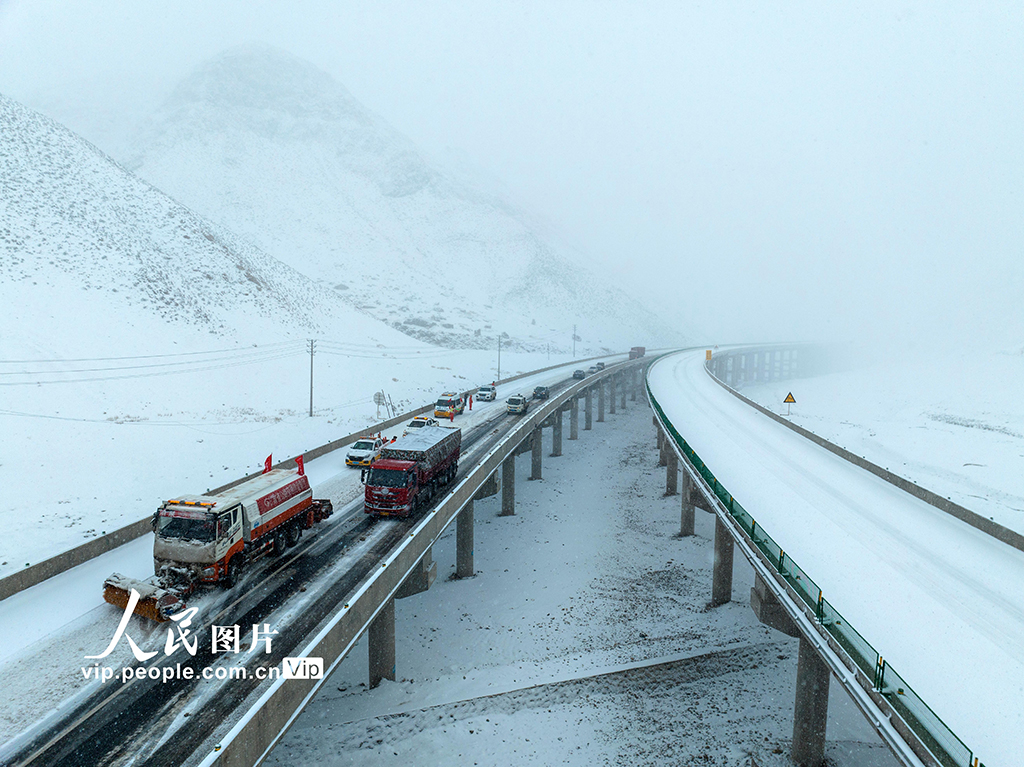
[1,1,1021,350]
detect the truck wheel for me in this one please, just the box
[286,524,301,547]
[223,557,241,588]
[271,533,286,557]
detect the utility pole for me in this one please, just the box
[308,339,316,417]
[497,335,501,383]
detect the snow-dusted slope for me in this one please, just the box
[0,92,414,354]
[124,44,680,352]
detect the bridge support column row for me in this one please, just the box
[530,427,543,480]
[679,470,695,536]
[456,500,474,579]
[368,598,396,689]
[711,516,734,606]
[501,453,516,516]
[665,448,677,496]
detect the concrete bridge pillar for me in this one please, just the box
[609,376,616,414]
[792,636,831,767]
[530,427,543,480]
[569,398,579,440]
[665,448,678,496]
[620,376,627,409]
[500,453,516,516]
[551,408,563,457]
[631,369,637,401]
[679,470,695,537]
[656,424,664,450]
[597,380,605,422]
[658,429,668,467]
[456,501,474,578]
[368,598,396,689]
[711,516,734,606]
[585,388,593,430]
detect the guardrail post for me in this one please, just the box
[501,453,516,516]
[597,380,605,422]
[609,376,617,414]
[569,397,579,440]
[665,448,678,496]
[530,427,543,480]
[792,635,831,767]
[551,406,563,457]
[368,597,396,689]
[679,471,695,536]
[456,501,474,578]
[585,387,593,430]
[711,516,734,606]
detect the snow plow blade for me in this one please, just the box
[103,573,183,622]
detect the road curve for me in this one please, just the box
[649,349,1024,766]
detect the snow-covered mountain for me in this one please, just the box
[0,91,413,358]
[123,44,681,352]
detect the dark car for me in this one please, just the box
[533,385,550,399]
[572,369,586,380]
[595,362,606,370]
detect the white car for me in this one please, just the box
[403,416,439,436]
[477,385,497,401]
[346,437,384,467]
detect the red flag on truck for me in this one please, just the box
[296,455,305,476]
[263,455,272,474]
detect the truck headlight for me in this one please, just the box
[202,566,217,579]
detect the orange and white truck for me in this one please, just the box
[103,466,333,621]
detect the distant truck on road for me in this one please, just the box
[363,426,462,517]
[629,346,646,359]
[104,466,334,621]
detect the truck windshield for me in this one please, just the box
[367,468,409,487]
[157,512,216,542]
[436,400,453,408]
[352,441,374,450]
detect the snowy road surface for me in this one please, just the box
[649,349,1024,766]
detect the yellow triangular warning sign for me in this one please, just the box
[783,392,796,404]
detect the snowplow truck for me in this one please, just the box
[363,425,461,517]
[103,468,333,621]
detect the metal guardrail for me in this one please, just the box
[0,352,621,602]
[646,353,983,767]
[197,359,648,767]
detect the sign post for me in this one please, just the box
[373,391,386,419]
[783,392,796,416]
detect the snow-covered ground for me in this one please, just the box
[0,346,613,581]
[266,396,895,767]
[737,345,1024,537]
[650,349,1024,766]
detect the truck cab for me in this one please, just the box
[153,498,244,587]
[506,395,529,414]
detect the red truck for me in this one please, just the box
[363,426,461,517]
[103,467,333,621]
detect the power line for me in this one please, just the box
[0,340,301,364]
